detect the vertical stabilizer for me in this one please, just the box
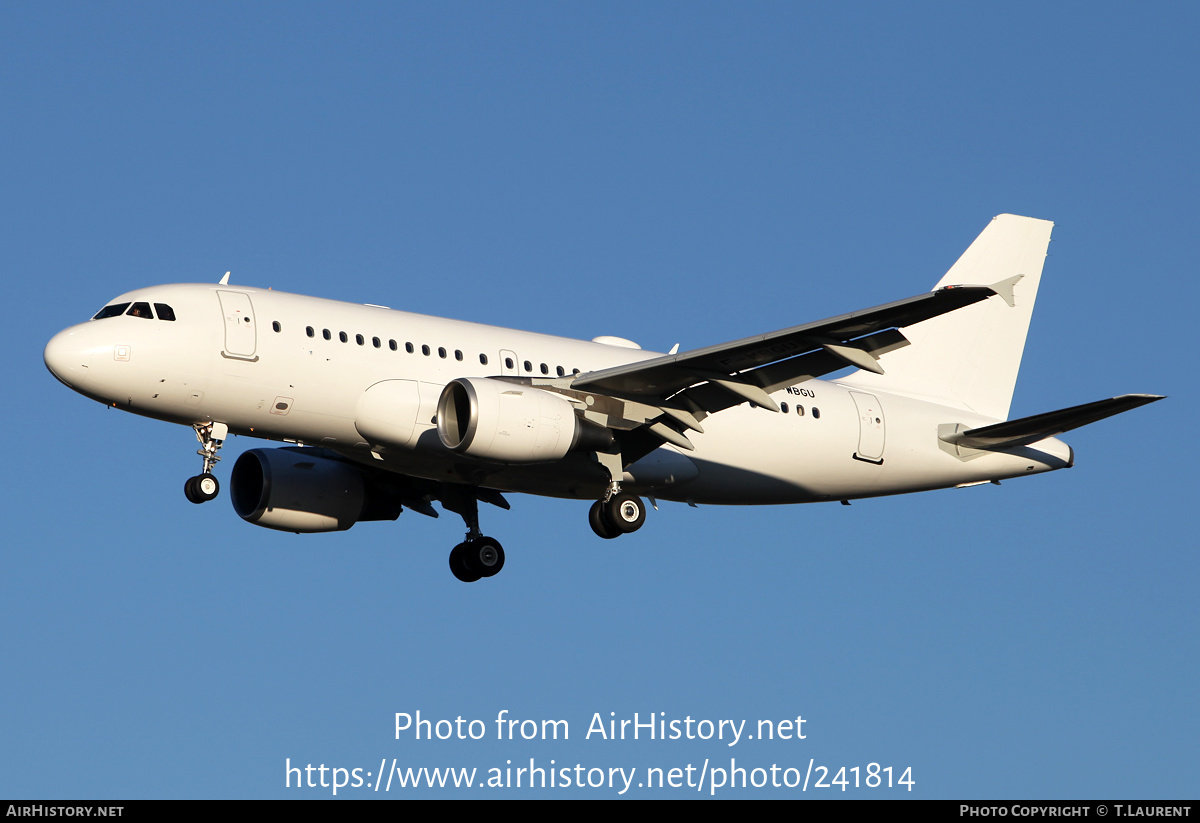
[842,214,1053,420]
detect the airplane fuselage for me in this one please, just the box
[44,282,1073,507]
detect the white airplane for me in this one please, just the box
[44,214,1161,581]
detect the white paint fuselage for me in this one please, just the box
[44,283,1073,505]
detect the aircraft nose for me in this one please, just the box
[44,328,89,387]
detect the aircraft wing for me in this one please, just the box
[555,284,1001,461]
[571,285,996,414]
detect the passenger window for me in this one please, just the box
[406,342,414,354]
[796,405,805,416]
[93,302,131,320]
[126,302,153,319]
[505,357,514,369]
[272,321,281,333]
[556,366,565,377]
[479,354,488,366]
[372,337,381,348]
[812,407,820,419]
[523,360,532,373]
[339,332,348,343]
[438,347,446,359]
[454,350,463,361]
[306,326,315,338]
[323,329,331,340]
[356,334,364,346]
[422,345,430,356]
[154,304,176,321]
[540,363,549,375]
[781,402,789,414]
[389,339,397,351]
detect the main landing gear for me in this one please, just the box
[442,487,505,583]
[184,422,228,504]
[588,491,647,540]
[448,536,505,583]
[586,450,648,540]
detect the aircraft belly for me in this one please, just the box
[623,447,699,490]
[349,449,612,500]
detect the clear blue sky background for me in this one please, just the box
[2,2,1194,799]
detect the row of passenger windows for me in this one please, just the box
[91,306,820,414]
[267,321,823,409]
[272,321,582,377]
[779,401,821,419]
[93,301,176,321]
[89,307,820,413]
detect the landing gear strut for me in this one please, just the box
[184,422,227,504]
[442,486,506,582]
[587,447,648,542]
[587,450,648,539]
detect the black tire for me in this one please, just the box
[466,537,505,578]
[184,476,202,504]
[605,493,646,533]
[449,542,482,583]
[589,500,620,539]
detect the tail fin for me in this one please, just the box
[842,214,1054,420]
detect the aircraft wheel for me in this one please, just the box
[466,537,505,578]
[605,493,646,534]
[589,500,620,539]
[184,476,201,504]
[449,542,482,583]
[195,473,220,502]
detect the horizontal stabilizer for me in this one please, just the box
[940,394,1164,450]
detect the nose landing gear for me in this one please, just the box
[184,422,228,504]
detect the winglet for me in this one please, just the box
[219,271,231,285]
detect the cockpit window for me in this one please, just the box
[154,303,176,321]
[93,302,131,320]
[126,302,154,319]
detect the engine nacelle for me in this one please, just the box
[437,377,596,463]
[230,448,381,533]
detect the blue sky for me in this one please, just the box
[1,2,1194,798]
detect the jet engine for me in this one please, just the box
[230,448,400,533]
[436,377,611,463]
